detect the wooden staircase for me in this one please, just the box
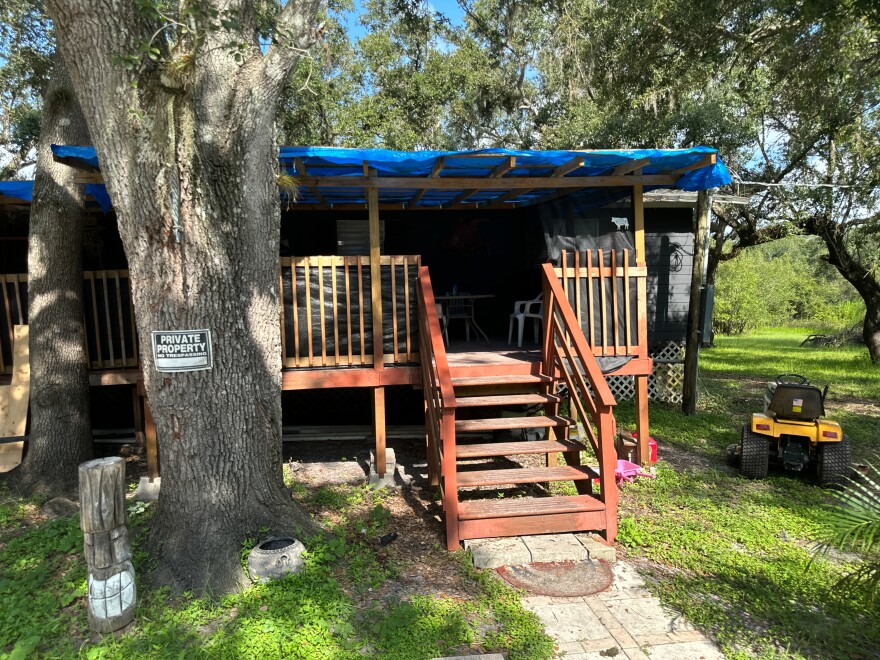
[417,264,619,551]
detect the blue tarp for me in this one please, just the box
[0,181,34,203]
[48,144,731,210]
[277,146,732,191]
[0,179,112,213]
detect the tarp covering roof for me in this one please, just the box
[48,144,731,210]
[0,180,112,213]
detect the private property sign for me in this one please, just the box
[151,330,213,373]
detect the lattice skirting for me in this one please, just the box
[606,342,685,404]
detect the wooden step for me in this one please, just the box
[458,494,605,520]
[455,393,560,408]
[456,438,586,459]
[457,465,595,488]
[451,374,552,388]
[455,414,571,433]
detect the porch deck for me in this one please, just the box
[446,339,541,371]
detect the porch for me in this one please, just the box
[1,145,731,549]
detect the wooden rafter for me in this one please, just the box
[671,153,716,175]
[552,156,585,178]
[443,157,516,208]
[612,157,650,176]
[298,174,676,189]
[295,158,327,208]
[409,157,446,207]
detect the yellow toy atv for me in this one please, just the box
[741,374,851,486]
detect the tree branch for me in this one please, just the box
[259,0,322,95]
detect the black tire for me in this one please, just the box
[817,435,851,487]
[741,426,769,479]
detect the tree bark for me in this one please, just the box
[47,0,321,593]
[3,56,93,497]
[804,214,880,363]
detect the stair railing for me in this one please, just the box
[416,266,459,547]
[541,262,619,541]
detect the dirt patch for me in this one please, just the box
[284,438,486,606]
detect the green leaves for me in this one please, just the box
[816,459,880,605]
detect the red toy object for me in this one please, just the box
[615,459,656,484]
[631,431,658,463]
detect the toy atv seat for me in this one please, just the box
[741,374,850,486]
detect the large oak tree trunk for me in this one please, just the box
[3,57,92,496]
[48,0,320,592]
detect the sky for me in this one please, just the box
[341,0,466,40]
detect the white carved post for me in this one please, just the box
[78,457,136,636]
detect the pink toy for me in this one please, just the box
[615,459,655,484]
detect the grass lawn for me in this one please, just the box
[0,480,553,659]
[612,328,880,659]
[1,327,877,659]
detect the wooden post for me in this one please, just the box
[632,185,650,464]
[371,387,386,477]
[682,190,710,415]
[367,180,387,477]
[79,457,136,636]
[142,392,159,481]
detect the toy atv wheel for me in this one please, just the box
[817,434,851,487]
[741,426,769,479]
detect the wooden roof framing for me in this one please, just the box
[47,146,730,212]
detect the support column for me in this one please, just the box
[371,387,386,477]
[142,393,159,481]
[633,184,650,465]
[367,180,386,477]
[682,190,711,415]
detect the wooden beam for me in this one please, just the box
[368,180,383,371]
[672,153,716,176]
[281,365,419,390]
[552,156,585,177]
[612,157,650,176]
[298,174,677,189]
[492,156,516,177]
[372,387,386,477]
[682,189,711,415]
[409,157,446,207]
[294,158,327,208]
[144,396,159,480]
[633,183,646,262]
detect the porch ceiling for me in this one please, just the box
[45,145,732,212]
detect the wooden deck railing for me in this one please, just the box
[416,265,458,545]
[556,249,648,360]
[0,274,27,374]
[3,255,423,376]
[279,255,421,368]
[542,262,619,540]
[1,270,139,374]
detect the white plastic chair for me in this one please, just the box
[435,303,449,346]
[508,293,543,347]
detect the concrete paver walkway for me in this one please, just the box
[522,562,723,659]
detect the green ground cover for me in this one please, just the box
[0,482,553,660]
[612,328,880,658]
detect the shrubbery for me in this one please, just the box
[713,236,865,335]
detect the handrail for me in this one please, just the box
[541,262,618,539]
[416,265,460,547]
[416,266,456,409]
[541,262,615,409]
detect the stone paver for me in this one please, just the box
[523,533,589,563]
[464,536,531,568]
[520,562,723,659]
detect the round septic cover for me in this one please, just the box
[496,560,613,597]
[247,537,306,583]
